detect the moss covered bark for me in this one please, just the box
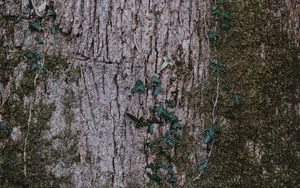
[194,1,300,187]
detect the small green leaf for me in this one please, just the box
[151,75,162,95]
[198,158,209,173]
[151,75,162,85]
[24,51,34,59]
[147,124,154,134]
[35,36,44,44]
[0,122,12,138]
[203,127,216,145]
[30,20,42,31]
[207,31,218,40]
[234,94,241,105]
[45,10,56,19]
[147,172,163,183]
[160,57,174,72]
[168,176,177,184]
[153,86,161,95]
[33,50,43,62]
[146,140,158,148]
[171,122,182,130]
[210,5,219,15]
[220,10,231,19]
[219,19,231,30]
[31,63,38,71]
[51,24,58,34]
[131,80,145,94]
[167,165,175,175]
[146,162,155,170]
[126,113,146,128]
[156,162,168,170]
[166,99,176,108]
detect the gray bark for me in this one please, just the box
[1,0,210,187]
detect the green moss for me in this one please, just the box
[0,101,72,187]
[193,1,300,187]
[44,55,68,77]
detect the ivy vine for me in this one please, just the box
[127,76,181,186]
[195,0,240,180]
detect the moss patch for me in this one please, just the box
[193,1,300,187]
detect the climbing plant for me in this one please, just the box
[127,76,181,186]
[195,0,240,180]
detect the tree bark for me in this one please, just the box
[0,0,299,187]
[1,0,210,187]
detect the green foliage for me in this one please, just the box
[203,127,216,146]
[24,50,43,62]
[234,94,241,105]
[131,80,145,94]
[128,76,182,185]
[160,57,174,72]
[125,113,147,128]
[31,63,46,73]
[147,172,163,183]
[51,24,58,34]
[35,36,44,44]
[207,31,218,41]
[211,5,219,15]
[198,158,209,173]
[45,10,56,19]
[166,99,176,108]
[30,20,42,31]
[0,122,12,139]
[151,76,162,95]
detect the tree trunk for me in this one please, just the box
[0,0,299,187]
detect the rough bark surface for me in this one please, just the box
[0,0,299,187]
[1,0,211,187]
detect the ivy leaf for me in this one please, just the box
[51,24,58,34]
[171,122,182,130]
[31,63,38,71]
[30,20,42,31]
[203,127,216,145]
[210,5,219,15]
[35,36,44,44]
[146,140,158,148]
[153,86,161,95]
[151,75,162,95]
[156,162,168,170]
[0,122,12,138]
[207,31,218,40]
[198,158,209,173]
[24,51,34,59]
[220,19,231,30]
[168,176,177,184]
[147,172,163,183]
[166,99,176,108]
[160,57,174,72]
[146,162,155,170]
[167,165,175,175]
[33,50,43,62]
[45,10,56,19]
[147,124,154,134]
[220,10,231,19]
[234,94,241,106]
[151,75,162,85]
[131,80,145,94]
[220,83,230,91]
[125,113,146,128]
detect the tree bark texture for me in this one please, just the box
[0,0,299,187]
